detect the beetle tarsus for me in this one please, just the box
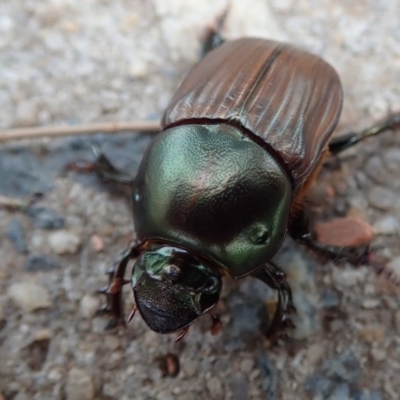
[209,313,223,336]
[329,111,400,155]
[201,5,229,56]
[67,144,134,184]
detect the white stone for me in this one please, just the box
[48,230,81,255]
[373,216,400,235]
[9,282,51,312]
[66,368,94,400]
[79,295,100,319]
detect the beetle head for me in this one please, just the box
[131,246,222,334]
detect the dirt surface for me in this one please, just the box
[1,1,400,399]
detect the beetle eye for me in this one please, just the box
[203,276,218,293]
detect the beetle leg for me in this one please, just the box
[67,144,134,185]
[289,207,375,266]
[98,241,142,330]
[209,312,223,336]
[201,6,229,56]
[252,262,295,341]
[329,112,400,155]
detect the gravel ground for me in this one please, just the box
[1,1,400,399]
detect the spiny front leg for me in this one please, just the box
[252,262,296,342]
[97,241,142,330]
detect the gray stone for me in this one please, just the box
[305,374,333,398]
[352,389,383,400]
[0,147,53,197]
[27,206,65,230]
[327,382,350,400]
[368,186,397,210]
[258,356,277,400]
[232,373,248,400]
[25,255,61,272]
[365,156,389,185]
[320,290,340,308]
[7,218,28,254]
[323,349,361,384]
[383,148,400,173]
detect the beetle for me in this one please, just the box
[89,37,400,342]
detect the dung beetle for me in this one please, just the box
[91,37,400,342]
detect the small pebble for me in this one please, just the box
[320,290,340,308]
[157,353,180,378]
[362,299,381,309]
[206,377,223,398]
[358,326,384,343]
[129,60,148,79]
[314,217,373,247]
[232,373,248,400]
[368,187,397,210]
[370,348,386,362]
[327,382,350,400]
[25,255,60,272]
[383,148,400,173]
[25,332,51,371]
[79,295,100,319]
[394,311,400,334]
[329,320,345,332]
[240,359,255,374]
[14,100,39,127]
[12,393,29,400]
[306,343,325,365]
[364,156,388,185]
[305,374,333,398]
[9,282,51,312]
[7,219,28,254]
[90,234,104,252]
[182,360,197,378]
[387,256,400,279]
[66,368,94,400]
[323,349,361,383]
[373,216,400,235]
[258,356,277,399]
[0,303,5,325]
[33,328,53,341]
[27,206,64,230]
[105,335,120,352]
[332,267,367,287]
[48,230,81,254]
[353,389,383,400]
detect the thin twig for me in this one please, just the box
[0,120,160,143]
